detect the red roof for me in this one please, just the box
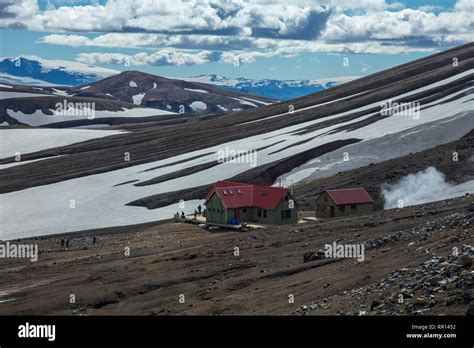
[323,188,374,205]
[204,180,243,201]
[205,181,291,209]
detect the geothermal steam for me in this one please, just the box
[381,166,473,209]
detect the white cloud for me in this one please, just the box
[1,0,39,19]
[42,34,91,47]
[76,50,216,66]
[2,0,473,66]
[454,0,474,11]
[321,9,468,41]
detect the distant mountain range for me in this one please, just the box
[0,56,357,100]
[0,56,118,86]
[183,74,360,100]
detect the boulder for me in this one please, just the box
[303,250,325,263]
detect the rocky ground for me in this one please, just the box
[0,195,472,316]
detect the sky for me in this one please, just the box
[0,0,472,80]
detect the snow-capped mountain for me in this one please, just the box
[68,70,274,114]
[183,74,360,100]
[0,56,118,86]
[0,72,65,87]
[0,70,275,126]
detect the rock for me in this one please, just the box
[444,297,456,306]
[460,292,471,305]
[428,275,443,286]
[457,255,472,268]
[303,250,325,263]
[442,263,461,276]
[468,202,474,212]
[415,296,428,306]
[370,300,380,310]
[467,304,474,315]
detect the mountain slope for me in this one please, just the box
[0,83,178,127]
[0,42,473,238]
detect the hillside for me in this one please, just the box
[69,70,274,114]
[0,70,275,127]
[0,194,471,315]
[0,42,473,239]
[293,130,474,211]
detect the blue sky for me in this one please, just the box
[0,0,471,80]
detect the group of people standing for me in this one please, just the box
[57,236,97,251]
[174,204,205,222]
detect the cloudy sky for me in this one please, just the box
[0,0,472,79]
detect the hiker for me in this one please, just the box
[181,211,185,221]
[197,204,202,215]
[93,237,96,245]
[66,239,70,250]
[60,239,65,250]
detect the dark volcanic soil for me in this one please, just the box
[0,195,472,315]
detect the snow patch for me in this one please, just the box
[7,107,176,126]
[51,88,69,96]
[132,92,146,105]
[0,92,54,100]
[189,101,207,112]
[231,97,257,107]
[0,128,124,159]
[184,88,209,94]
[241,96,272,106]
